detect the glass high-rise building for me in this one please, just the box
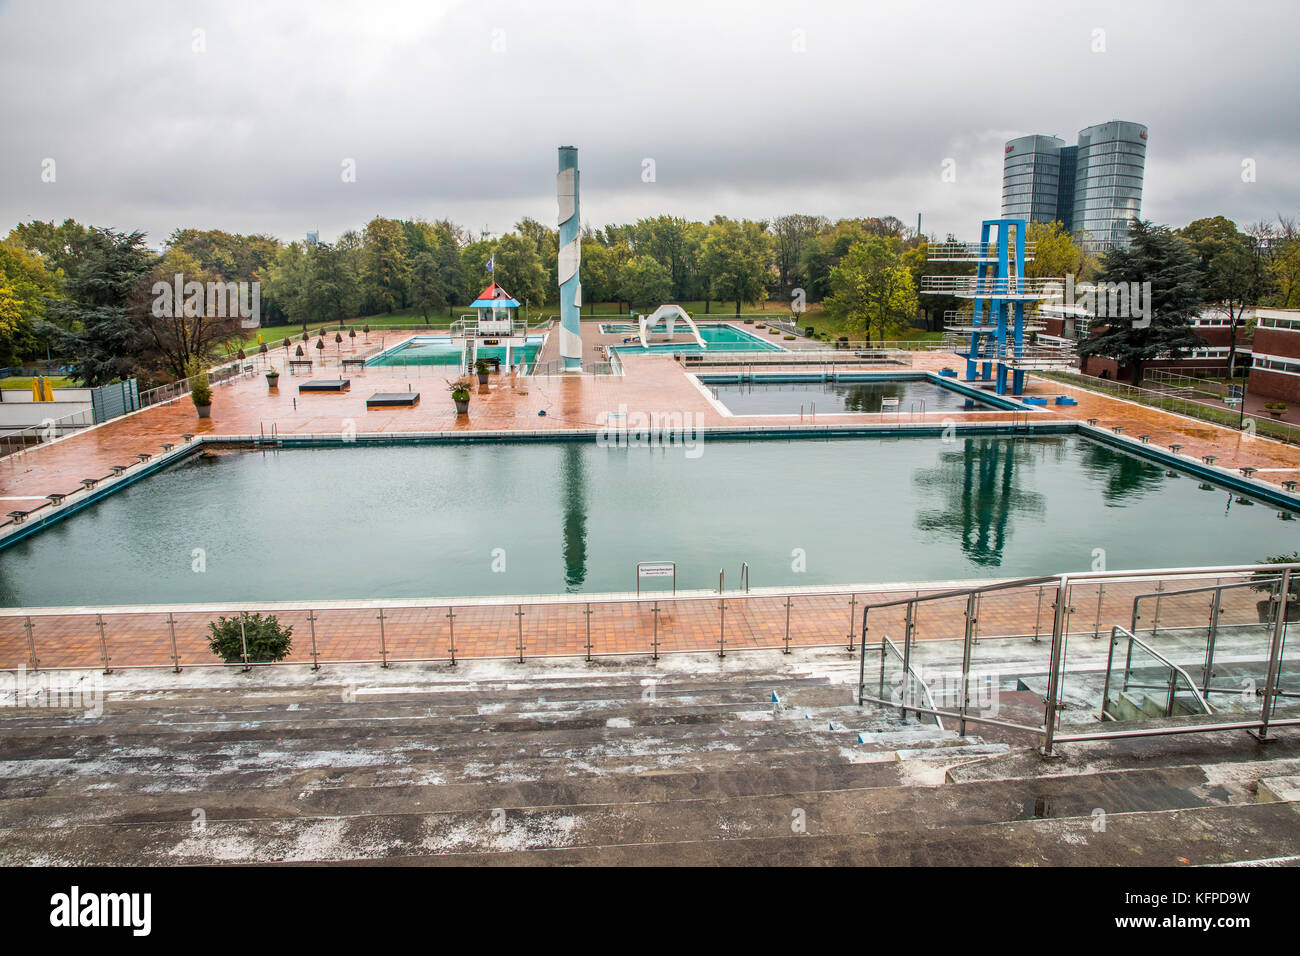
[1000,121,1147,249]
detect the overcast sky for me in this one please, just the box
[1,0,1297,248]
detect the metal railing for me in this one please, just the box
[1032,369,1300,446]
[1101,626,1214,721]
[926,241,1037,262]
[919,276,1065,298]
[0,407,95,460]
[0,585,910,672]
[856,563,1299,755]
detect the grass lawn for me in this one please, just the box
[0,376,75,391]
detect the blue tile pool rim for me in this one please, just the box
[695,370,1030,412]
[3,420,1299,555]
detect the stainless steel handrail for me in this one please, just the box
[1103,625,1214,719]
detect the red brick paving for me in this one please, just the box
[1,325,1296,670]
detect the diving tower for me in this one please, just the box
[920,218,1073,395]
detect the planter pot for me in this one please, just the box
[195,404,211,419]
[454,398,469,415]
[1269,410,1284,418]
[1256,598,1300,623]
[266,375,280,388]
[477,372,490,385]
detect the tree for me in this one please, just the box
[136,248,244,382]
[1025,220,1086,280]
[0,239,62,365]
[617,255,672,310]
[49,227,155,386]
[487,232,547,312]
[580,240,625,313]
[771,214,828,293]
[1078,220,1207,384]
[702,219,771,316]
[825,238,918,345]
[308,240,362,324]
[361,217,410,313]
[409,251,446,322]
[264,242,312,330]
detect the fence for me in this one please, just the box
[855,564,1299,756]
[1034,369,1300,445]
[0,585,908,672]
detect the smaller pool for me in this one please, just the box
[368,336,464,367]
[368,335,545,370]
[608,322,784,355]
[701,372,1021,415]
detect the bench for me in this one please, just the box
[341,359,367,371]
[299,379,351,393]
[288,360,314,373]
[367,392,420,408]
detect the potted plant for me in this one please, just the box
[448,377,472,414]
[186,357,212,418]
[207,612,294,665]
[1265,402,1287,418]
[266,367,280,388]
[474,357,493,385]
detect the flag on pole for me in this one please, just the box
[486,255,494,273]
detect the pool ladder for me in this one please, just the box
[718,563,750,594]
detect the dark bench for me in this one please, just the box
[341,359,367,371]
[288,360,314,373]
[367,392,420,408]
[299,379,351,393]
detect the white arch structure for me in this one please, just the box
[639,304,705,350]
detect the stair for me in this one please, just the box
[0,651,1296,865]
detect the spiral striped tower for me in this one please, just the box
[557,146,582,371]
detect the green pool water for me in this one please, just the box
[1,435,1295,608]
[609,322,783,354]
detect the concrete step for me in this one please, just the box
[0,764,1231,865]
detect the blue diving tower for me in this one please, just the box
[919,218,1070,396]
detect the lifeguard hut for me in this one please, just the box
[467,282,520,336]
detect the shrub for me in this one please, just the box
[448,377,473,401]
[1251,552,1300,598]
[207,612,294,664]
[186,357,212,406]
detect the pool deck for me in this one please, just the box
[3,328,1300,670]
[4,328,1300,505]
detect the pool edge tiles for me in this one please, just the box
[693,370,1028,416]
[4,424,1300,562]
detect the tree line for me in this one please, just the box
[2,209,1298,386]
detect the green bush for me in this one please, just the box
[186,357,212,406]
[207,612,294,664]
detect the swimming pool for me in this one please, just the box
[608,322,784,355]
[367,336,464,367]
[701,373,1019,414]
[367,335,546,371]
[2,434,1295,607]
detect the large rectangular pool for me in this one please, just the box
[1,435,1295,607]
